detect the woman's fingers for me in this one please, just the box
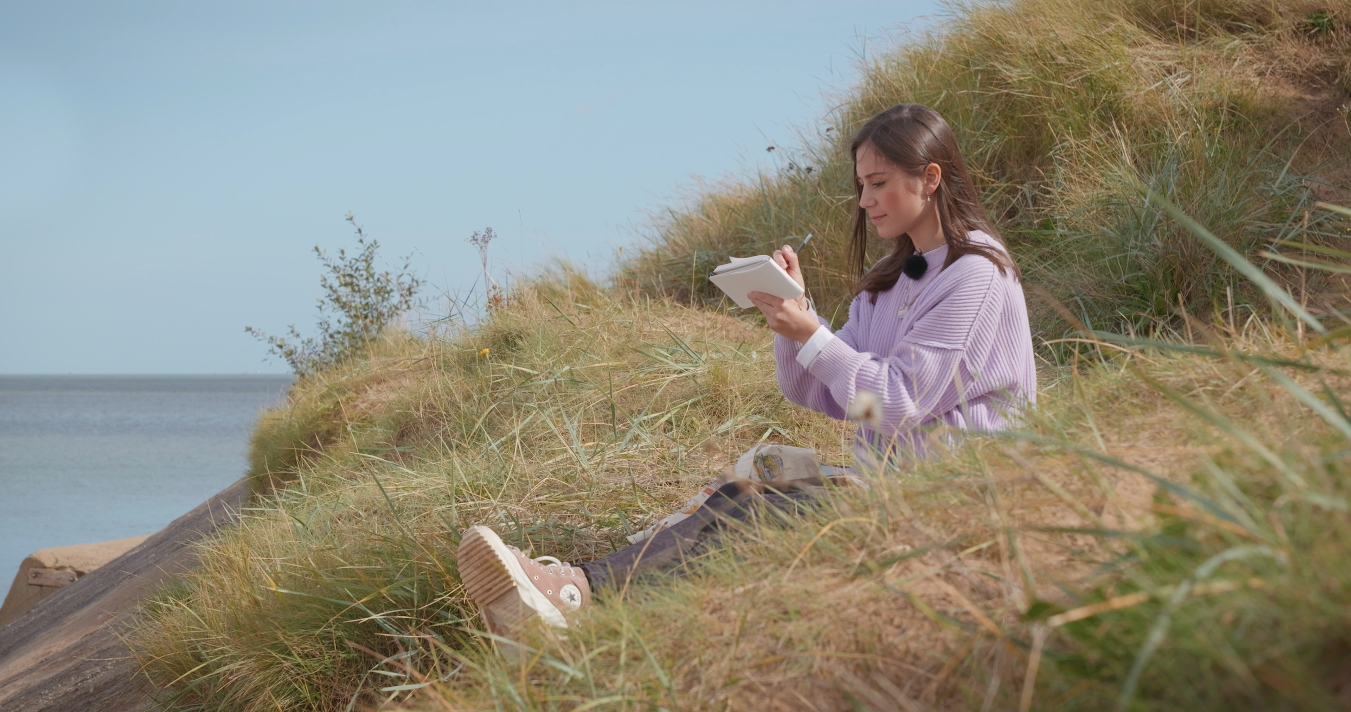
[772,249,788,270]
[781,245,805,289]
[748,290,778,310]
[748,292,786,321]
[752,290,810,338]
[752,290,804,312]
[750,290,816,341]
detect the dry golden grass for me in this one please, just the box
[130,0,1351,708]
[132,271,857,710]
[398,304,1351,711]
[131,259,1351,710]
[621,0,1351,346]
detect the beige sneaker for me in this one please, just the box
[457,525,592,641]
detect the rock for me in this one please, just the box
[0,478,250,712]
[0,535,150,628]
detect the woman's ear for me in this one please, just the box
[925,163,942,195]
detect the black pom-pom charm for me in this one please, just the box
[901,252,928,280]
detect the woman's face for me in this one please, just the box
[855,141,939,241]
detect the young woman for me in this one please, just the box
[755,102,1036,467]
[455,104,1037,647]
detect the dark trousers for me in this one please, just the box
[579,477,841,591]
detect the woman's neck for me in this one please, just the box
[908,205,944,254]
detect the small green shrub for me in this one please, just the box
[1307,10,1337,35]
[246,213,423,377]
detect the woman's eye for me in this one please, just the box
[871,182,885,188]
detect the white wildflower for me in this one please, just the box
[847,390,882,428]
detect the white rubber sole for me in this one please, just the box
[458,525,569,634]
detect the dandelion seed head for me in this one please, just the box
[847,390,882,428]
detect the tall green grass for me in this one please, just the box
[132,203,1351,710]
[129,0,1351,709]
[410,201,1351,711]
[132,274,856,711]
[621,0,1351,349]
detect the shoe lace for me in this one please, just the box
[511,547,573,572]
[535,555,578,574]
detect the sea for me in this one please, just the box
[0,375,293,587]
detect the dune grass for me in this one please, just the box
[132,240,1351,709]
[621,0,1351,350]
[417,324,1351,711]
[129,0,1351,709]
[132,273,856,710]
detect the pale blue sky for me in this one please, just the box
[1,1,941,373]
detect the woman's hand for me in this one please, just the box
[772,244,809,310]
[749,290,819,343]
[751,244,817,343]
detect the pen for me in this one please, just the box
[707,233,814,279]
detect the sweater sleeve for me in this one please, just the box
[773,299,864,421]
[804,260,1005,433]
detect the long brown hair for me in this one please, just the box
[849,104,1019,303]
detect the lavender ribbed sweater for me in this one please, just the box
[775,230,1037,465]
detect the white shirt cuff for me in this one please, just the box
[795,325,834,368]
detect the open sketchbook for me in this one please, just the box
[708,255,804,308]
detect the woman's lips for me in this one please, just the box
[869,214,886,222]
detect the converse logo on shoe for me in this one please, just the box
[559,584,582,610]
